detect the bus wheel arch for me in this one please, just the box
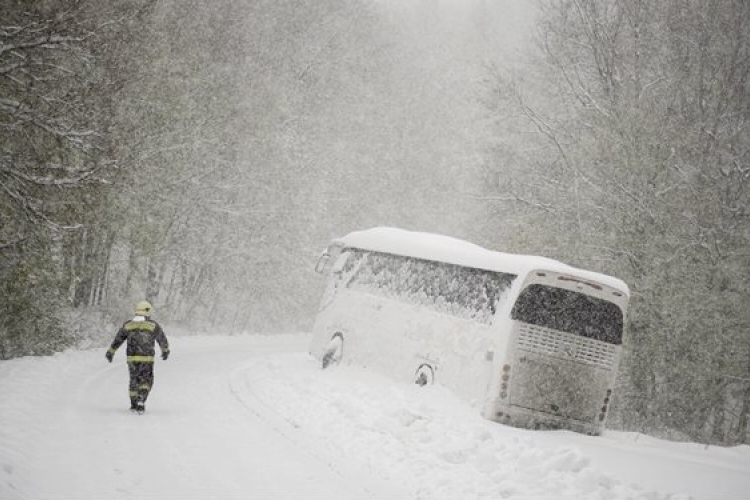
[321,333,344,369]
[414,363,435,386]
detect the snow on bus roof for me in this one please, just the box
[335,227,629,295]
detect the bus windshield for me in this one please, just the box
[510,284,623,344]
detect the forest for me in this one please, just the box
[1,0,748,446]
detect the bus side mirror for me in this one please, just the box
[315,252,331,274]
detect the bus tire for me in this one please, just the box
[321,334,344,369]
[414,364,434,386]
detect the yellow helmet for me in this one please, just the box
[135,300,153,316]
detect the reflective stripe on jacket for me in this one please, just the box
[108,316,169,361]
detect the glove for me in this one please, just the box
[161,351,169,361]
[105,351,113,363]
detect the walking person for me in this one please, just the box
[106,300,170,414]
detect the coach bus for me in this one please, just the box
[309,227,629,435]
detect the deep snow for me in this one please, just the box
[0,334,747,500]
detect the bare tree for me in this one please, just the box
[0,0,141,357]
[485,0,750,444]
[0,2,111,230]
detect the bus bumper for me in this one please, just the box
[486,403,603,436]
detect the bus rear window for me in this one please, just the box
[511,284,623,344]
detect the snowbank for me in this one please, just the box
[234,340,749,500]
[1,334,747,500]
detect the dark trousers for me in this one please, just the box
[128,362,154,407]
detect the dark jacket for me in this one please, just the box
[108,316,169,363]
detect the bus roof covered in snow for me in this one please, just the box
[334,227,630,297]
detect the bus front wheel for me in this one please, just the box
[321,334,344,369]
[414,364,434,386]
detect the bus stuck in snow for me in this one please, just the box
[309,227,629,435]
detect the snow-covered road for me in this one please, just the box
[0,335,382,500]
[0,334,748,500]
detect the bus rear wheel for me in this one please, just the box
[321,334,344,369]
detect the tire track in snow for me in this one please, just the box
[1,339,391,500]
[227,359,402,500]
[230,352,694,500]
